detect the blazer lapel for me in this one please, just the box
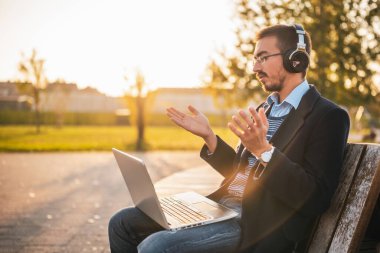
[269,85,321,151]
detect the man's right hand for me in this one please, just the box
[166,105,217,152]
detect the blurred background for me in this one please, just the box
[0,0,379,151]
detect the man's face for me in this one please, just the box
[253,36,287,92]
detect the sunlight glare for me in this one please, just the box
[0,0,235,96]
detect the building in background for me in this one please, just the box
[40,82,125,113]
[150,87,241,115]
[0,81,126,113]
[0,81,33,111]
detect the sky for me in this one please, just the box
[0,0,236,96]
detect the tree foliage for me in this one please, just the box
[204,0,380,113]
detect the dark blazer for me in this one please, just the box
[200,86,350,253]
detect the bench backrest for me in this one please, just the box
[307,143,380,253]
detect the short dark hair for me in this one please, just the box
[255,24,312,76]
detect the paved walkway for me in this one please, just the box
[0,152,220,253]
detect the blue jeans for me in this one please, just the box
[108,207,241,253]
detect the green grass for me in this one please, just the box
[0,125,239,152]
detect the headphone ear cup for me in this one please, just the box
[282,49,309,73]
[282,49,296,73]
[290,51,310,73]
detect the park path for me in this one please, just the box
[0,152,216,253]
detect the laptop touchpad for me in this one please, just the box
[192,202,226,217]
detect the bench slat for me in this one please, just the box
[308,144,366,253]
[329,144,380,253]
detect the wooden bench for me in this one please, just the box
[307,143,380,253]
[155,143,380,252]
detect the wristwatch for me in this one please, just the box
[259,146,275,163]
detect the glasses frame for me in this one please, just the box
[253,52,283,65]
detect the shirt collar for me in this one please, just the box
[266,79,310,109]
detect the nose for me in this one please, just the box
[252,61,262,73]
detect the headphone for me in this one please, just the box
[282,24,310,73]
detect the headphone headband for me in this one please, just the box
[293,24,307,51]
[282,24,310,73]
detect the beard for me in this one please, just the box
[258,72,286,93]
[263,82,283,92]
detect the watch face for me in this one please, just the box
[261,152,271,162]
[261,147,274,163]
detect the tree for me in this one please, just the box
[124,70,148,151]
[18,49,47,133]
[204,0,379,113]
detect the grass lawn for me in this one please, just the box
[0,125,239,152]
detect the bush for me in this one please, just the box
[0,110,126,126]
[0,110,229,127]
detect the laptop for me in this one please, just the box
[112,148,238,231]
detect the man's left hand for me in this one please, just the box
[228,106,272,157]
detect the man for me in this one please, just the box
[108,24,350,253]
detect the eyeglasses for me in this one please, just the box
[253,52,283,65]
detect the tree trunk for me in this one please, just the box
[33,87,41,134]
[136,96,145,150]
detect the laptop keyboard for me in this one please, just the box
[160,196,211,225]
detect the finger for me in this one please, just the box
[168,107,186,117]
[249,106,262,127]
[232,114,249,132]
[239,110,254,128]
[167,107,186,118]
[228,122,242,138]
[166,109,184,121]
[165,108,176,117]
[167,107,185,119]
[258,108,268,127]
[188,105,199,115]
[168,115,185,128]
[167,112,182,122]
[166,112,183,124]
